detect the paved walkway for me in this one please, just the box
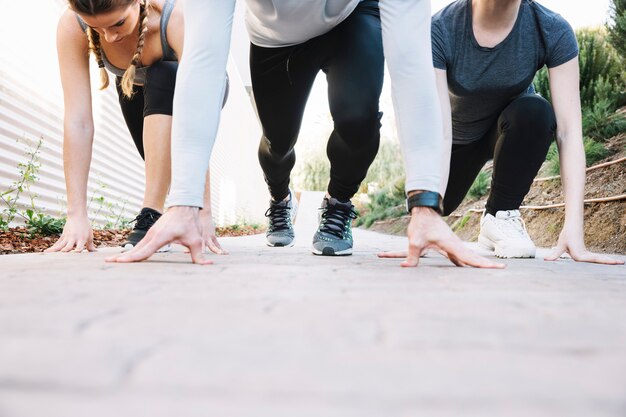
[0,192,625,417]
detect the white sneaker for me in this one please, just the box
[478,210,536,258]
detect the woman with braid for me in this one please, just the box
[47,0,227,254]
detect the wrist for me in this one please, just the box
[67,207,88,217]
[168,205,200,212]
[199,208,213,218]
[406,190,444,215]
[410,206,439,217]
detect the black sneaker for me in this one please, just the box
[265,190,298,247]
[123,207,162,249]
[312,197,357,256]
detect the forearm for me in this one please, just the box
[201,168,212,216]
[168,0,235,208]
[557,130,586,230]
[379,0,444,196]
[62,124,94,216]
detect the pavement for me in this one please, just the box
[0,192,625,417]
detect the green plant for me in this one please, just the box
[293,140,405,194]
[533,27,625,177]
[607,0,626,58]
[534,27,626,111]
[467,170,491,200]
[0,137,44,230]
[0,137,67,233]
[102,199,131,230]
[577,28,625,110]
[24,209,66,236]
[545,142,561,176]
[296,152,330,191]
[544,136,610,177]
[452,212,472,232]
[354,179,405,228]
[583,137,610,166]
[359,140,405,194]
[582,99,626,142]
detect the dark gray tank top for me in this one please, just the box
[76,0,177,85]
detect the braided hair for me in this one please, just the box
[68,0,150,97]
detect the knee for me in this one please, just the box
[260,133,297,159]
[500,95,556,138]
[333,109,382,146]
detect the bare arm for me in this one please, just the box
[46,10,97,253]
[545,58,623,264]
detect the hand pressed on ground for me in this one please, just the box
[105,206,213,265]
[198,209,228,255]
[377,207,505,268]
[45,214,97,253]
[544,228,624,265]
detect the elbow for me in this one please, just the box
[64,118,94,142]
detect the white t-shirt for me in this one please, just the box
[246,0,360,47]
[169,0,443,207]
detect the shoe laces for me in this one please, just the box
[495,211,529,238]
[129,209,160,231]
[318,201,357,239]
[265,202,292,232]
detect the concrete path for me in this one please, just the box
[0,192,625,417]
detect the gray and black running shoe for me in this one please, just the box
[312,197,357,256]
[265,190,298,247]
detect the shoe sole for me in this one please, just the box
[478,235,536,259]
[266,240,295,248]
[311,246,353,256]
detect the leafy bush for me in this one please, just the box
[25,210,66,236]
[582,99,626,142]
[295,150,330,191]
[577,28,625,110]
[583,137,610,166]
[534,27,625,111]
[607,0,626,58]
[534,27,624,178]
[359,140,405,194]
[545,142,561,176]
[354,179,405,228]
[544,137,610,176]
[467,170,491,200]
[293,140,405,194]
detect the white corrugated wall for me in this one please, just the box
[0,1,267,228]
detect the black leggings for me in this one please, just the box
[443,94,556,216]
[251,0,384,202]
[116,61,178,160]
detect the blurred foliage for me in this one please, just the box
[607,0,626,57]
[354,179,406,228]
[545,137,610,176]
[534,28,625,112]
[467,170,491,200]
